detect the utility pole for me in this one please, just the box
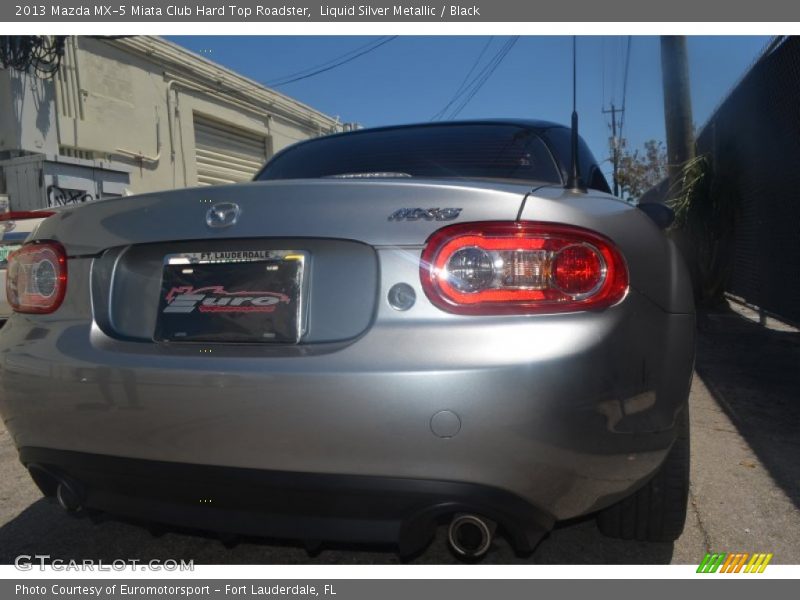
[660,36,695,191]
[602,103,621,196]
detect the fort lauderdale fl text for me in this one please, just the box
[37,4,482,18]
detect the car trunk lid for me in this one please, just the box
[32,178,532,255]
[40,179,531,344]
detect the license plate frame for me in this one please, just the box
[153,249,308,344]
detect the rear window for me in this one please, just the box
[540,127,612,194]
[257,124,563,185]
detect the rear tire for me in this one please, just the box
[597,407,690,542]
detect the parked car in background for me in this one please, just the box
[0,121,694,558]
[0,210,54,325]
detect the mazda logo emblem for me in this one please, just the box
[206,202,241,229]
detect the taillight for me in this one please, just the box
[6,242,67,314]
[0,210,54,222]
[420,222,628,315]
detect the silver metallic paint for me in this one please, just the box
[0,179,695,522]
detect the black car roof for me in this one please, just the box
[322,119,569,141]
[255,119,579,183]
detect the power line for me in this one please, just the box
[433,36,519,121]
[431,36,494,121]
[185,37,398,112]
[266,37,391,86]
[602,36,632,197]
[0,36,67,79]
[610,37,618,105]
[447,41,513,119]
[618,36,632,143]
[267,36,398,87]
[601,37,606,110]
[449,37,518,119]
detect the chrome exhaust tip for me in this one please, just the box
[447,514,496,558]
[55,480,83,513]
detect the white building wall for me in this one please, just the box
[59,36,341,194]
[0,69,59,156]
[0,35,342,209]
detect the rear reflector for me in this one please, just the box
[0,210,54,222]
[420,222,628,315]
[6,241,67,314]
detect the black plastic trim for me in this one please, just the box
[19,447,553,555]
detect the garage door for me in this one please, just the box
[193,115,269,186]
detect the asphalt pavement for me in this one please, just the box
[1,301,798,564]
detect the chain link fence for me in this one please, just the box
[695,36,800,323]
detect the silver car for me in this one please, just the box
[0,121,694,559]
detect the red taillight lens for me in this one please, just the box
[6,242,68,314]
[420,222,628,315]
[0,210,55,222]
[552,244,605,296]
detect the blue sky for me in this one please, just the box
[168,36,770,182]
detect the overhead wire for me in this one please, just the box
[601,36,632,188]
[610,37,618,106]
[449,37,519,119]
[266,36,397,87]
[266,36,392,85]
[0,36,66,79]
[601,37,606,111]
[431,36,494,121]
[175,36,398,125]
[618,36,632,143]
[433,36,519,121]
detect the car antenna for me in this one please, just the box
[566,36,586,193]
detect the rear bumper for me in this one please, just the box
[0,281,694,527]
[21,446,553,554]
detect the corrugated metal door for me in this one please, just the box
[193,115,268,186]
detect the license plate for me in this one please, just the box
[154,250,307,343]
